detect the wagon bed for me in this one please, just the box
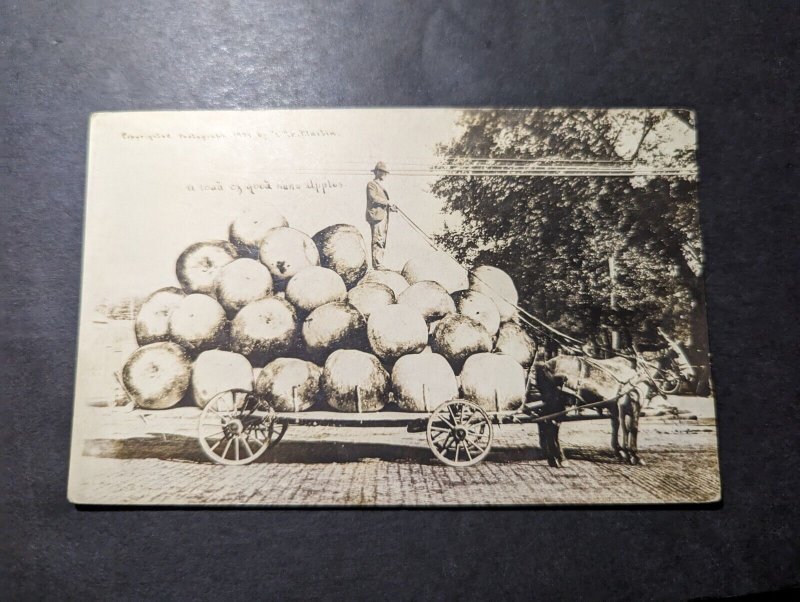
[272,408,607,428]
[273,410,429,429]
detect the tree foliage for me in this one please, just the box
[432,109,707,354]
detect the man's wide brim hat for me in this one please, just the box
[372,161,389,173]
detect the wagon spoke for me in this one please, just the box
[464,441,481,455]
[466,437,486,454]
[221,439,232,460]
[208,435,226,451]
[248,429,265,451]
[429,425,451,434]
[251,432,267,450]
[240,437,253,457]
[219,390,234,412]
[454,443,461,463]
[236,390,253,412]
[465,411,482,425]
[438,433,453,453]
[210,401,236,421]
[448,405,459,425]
[206,407,226,421]
[467,421,486,432]
[430,429,449,442]
[438,412,456,429]
[250,419,284,450]
[234,438,240,461]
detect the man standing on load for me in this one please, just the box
[366,161,396,269]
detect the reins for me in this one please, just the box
[394,207,584,352]
[394,205,684,395]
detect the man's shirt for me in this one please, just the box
[366,179,390,223]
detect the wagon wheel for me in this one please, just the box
[659,371,681,395]
[426,400,493,467]
[198,388,287,466]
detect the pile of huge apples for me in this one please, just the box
[121,207,537,413]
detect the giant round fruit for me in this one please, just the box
[255,358,322,412]
[321,349,389,412]
[367,304,428,362]
[286,266,347,314]
[259,227,320,284]
[347,282,395,321]
[214,258,273,315]
[121,342,191,409]
[229,206,288,256]
[357,269,409,297]
[302,302,366,359]
[469,265,519,322]
[135,287,185,346]
[452,289,501,337]
[494,321,537,368]
[397,281,455,323]
[191,350,254,408]
[176,240,238,295]
[430,314,493,371]
[401,251,469,293]
[460,353,526,411]
[230,296,297,362]
[391,352,459,412]
[312,224,368,288]
[168,293,228,352]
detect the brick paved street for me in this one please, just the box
[70,409,720,506]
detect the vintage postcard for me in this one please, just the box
[68,108,719,505]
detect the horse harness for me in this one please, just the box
[570,356,654,408]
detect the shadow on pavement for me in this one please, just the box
[563,446,626,464]
[83,434,550,465]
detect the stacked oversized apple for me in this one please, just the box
[122,207,537,414]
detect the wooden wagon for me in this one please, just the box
[197,387,608,467]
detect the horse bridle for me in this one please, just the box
[544,345,685,406]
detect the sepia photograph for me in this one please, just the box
[67,108,719,505]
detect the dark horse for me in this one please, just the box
[534,333,694,467]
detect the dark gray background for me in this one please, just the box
[2,1,798,599]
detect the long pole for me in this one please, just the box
[394,206,585,350]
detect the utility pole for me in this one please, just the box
[609,251,620,351]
